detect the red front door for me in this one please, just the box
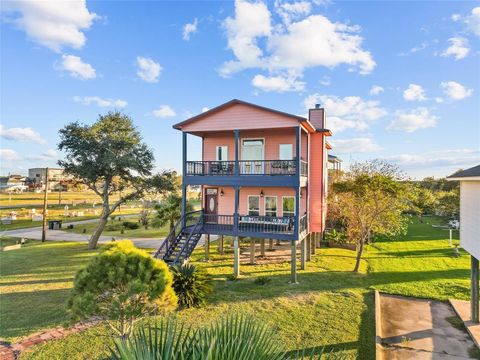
[205,188,218,222]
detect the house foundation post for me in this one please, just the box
[233,236,240,278]
[472,255,479,323]
[218,235,224,255]
[300,237,306,270]
[306,233,311,261]
[260,238,266,257]
[268,238,274,251]
[250,238,256,264]
[311,233,317,255]
[290,240,298,284]
[204,234,210,261]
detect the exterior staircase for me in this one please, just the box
[154,210,203,266]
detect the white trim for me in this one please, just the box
[247,195,260,216]
[264,195,278,217]
[448,176,480,181]
[282,195,295,217]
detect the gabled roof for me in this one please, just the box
[328,154,342,163]
[172,99,326,133]
[447,164,480,180]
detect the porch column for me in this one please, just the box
[204,234,210,261]
[234,186,239,235]
[276,239,281,246]
[472,256,479,323]
[218,235,224,255]
[233,236,240,278]
[300,237,306,270]
[295,126,301,239]
[268,239,274,251]
[260,238,266,257]
[306,233,311,261]
[234,129,240,176]
[181,132,187,227]
[250,238,256,264]
[290,240,298,284]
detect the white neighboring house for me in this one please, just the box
[448,164,480,323]
[0,175,28,193]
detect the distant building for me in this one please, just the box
[28,168,71,191]
[0,174,28,192]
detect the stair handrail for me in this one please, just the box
[173,210,204,264]
[153,210,202,259]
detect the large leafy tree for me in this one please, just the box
[333,160,409,272]
[153,194,193,231]
[58,112,176,249]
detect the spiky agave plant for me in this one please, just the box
[171,263,213,309]
[111,315,346,360]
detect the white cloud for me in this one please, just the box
[465,7,480,37]
[183,18,198,41]
[136,56,162,83]
[152,105,176,118]
[330,138,382,154]
[0,124,45,143]
[0,149,20,161]
[252,73,305,92]
[220,0,375,83]
[319,76,331,86]
[1,0,98,52]
[435,97,444,103]
[441,37,470,60]
[369,85,384,95]
[440,81,473,100]
[388,107,438,133]
[403,84,427,102]
[58,54,96,80]
[304,94,387,132]
[451,14,461,22]
[201,107,210,113]
[73,96,127,108]
[386,148,480,170]
[275,1,312,24]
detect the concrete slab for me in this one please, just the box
[377,293,477,359]
[450,299,480,350]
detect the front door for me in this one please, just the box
[204,188,218,222]
[242,139,264,174]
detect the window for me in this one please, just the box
[216,146,228,161]
[265,196,277,217]
[282,196,295,217]
[248,195,260,216]
[279,144,293,160]
[242,139,264,160]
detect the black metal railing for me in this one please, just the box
[203,214,235,231]
[300,160,308,177]
[299,214,307,234]
[238,215,294,234]
[186,160,305,176]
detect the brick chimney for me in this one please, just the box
[308,103,326,130]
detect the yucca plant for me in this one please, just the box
[110,315,346,360]
[171,263,213,309]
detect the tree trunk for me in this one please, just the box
[353,238,364,273]
[170,219,175,232]
[88,214,109,249]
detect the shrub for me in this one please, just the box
[106,223,123,232]
[324,229,348,244]
[68,240,177,338]
[254,276,272,285]
[122,221,139,230]
[111,315,344,359]
[171,263,213,309]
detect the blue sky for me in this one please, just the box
[1,0,479,179]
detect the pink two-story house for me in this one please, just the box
[155,99,332,282]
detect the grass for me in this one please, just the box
[0,216,470,360]
[0,191,118,207]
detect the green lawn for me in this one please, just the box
[62,217,171,238]
[0,216,470,360]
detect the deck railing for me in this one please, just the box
[202,213,295,235]
[186,160,308,176]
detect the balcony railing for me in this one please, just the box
[201,213,295,235]
[186,160,308,176]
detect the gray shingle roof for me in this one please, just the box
[448,164,480,178]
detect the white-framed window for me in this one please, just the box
[279,144,293,160]
[264,196,277,217]
[216,146,228,161]
[282,196,295,217]
[241,139,264,160]
[248,195,260,216]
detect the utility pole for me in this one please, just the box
[58,172,62,205]
[42,167,49,242]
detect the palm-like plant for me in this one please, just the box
[171,263,213,309]
[153,195,193,231]
[110,315,345,360]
